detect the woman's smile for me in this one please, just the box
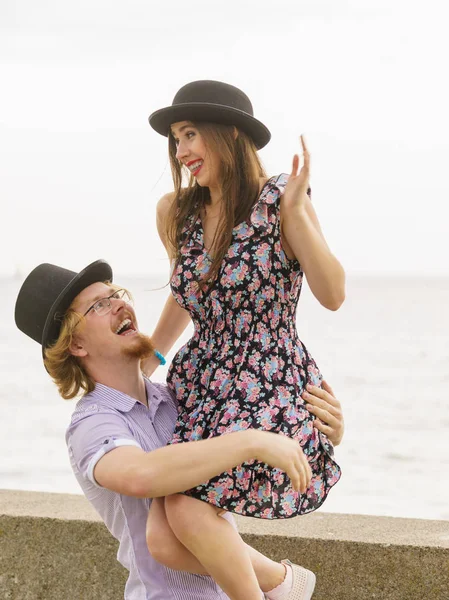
[186,159,204,177]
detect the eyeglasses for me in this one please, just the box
[83,289,132,317]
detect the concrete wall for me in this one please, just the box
[1,489,448,599]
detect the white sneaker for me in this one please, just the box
[281,559,316,600]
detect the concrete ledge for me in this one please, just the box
[1,489,448,599]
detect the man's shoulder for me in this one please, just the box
[69,393,117,423]
[65,392,136,456]
[66,392,126,442]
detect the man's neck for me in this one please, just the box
[87,360,148,407]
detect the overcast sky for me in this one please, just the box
[1,0,448,277]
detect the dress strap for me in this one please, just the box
[250,173,289,231]
[259,173,289,201]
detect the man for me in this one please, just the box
[15,259,344,600]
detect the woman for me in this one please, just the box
[144,80,346,600]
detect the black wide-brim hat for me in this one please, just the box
[149,80,271,150]
[15,259,113,358]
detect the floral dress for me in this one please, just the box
[167,174,341,519]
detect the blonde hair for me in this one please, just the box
[44,282,126,400]
[44,309,94,400]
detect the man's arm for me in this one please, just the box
[94,428,311,497]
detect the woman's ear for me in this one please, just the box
[233,126,239,140]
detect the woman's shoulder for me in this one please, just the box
[156,192,177,249]
[258,177,269,193]
[157,191,176,219]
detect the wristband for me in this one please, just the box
[154,350,166,366]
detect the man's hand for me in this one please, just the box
[303,380,344,446]
[253,430,312,493]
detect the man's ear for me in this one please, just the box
[69,336,88,358]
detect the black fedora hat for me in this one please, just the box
[148,80,271,150]
[15,259,113,358]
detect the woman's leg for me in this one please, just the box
[247,545,287,593]
[164,493,262,600]
[146,499,290,596]
[146,497,208,574]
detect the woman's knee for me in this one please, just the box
[147,536,176,567]
[146,518,169,563]
[146,499,182,567]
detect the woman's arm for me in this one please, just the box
[142,192,191,376]
[281,202,346,310]
[143,294,191,376]
[280,137,346,311]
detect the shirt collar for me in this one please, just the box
[86,378,170,413]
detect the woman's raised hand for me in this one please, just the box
[282,135,311,213]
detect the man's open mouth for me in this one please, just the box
[114,318,137,336]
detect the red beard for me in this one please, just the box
[121,333,155,361]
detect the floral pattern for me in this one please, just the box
[167,174,341,519]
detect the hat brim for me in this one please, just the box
[149,103,271,150]
[41,259,113,355]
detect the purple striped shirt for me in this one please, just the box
[66,378,230,600]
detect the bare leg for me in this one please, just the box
[165,493,261,600]
[146,499,286,593]
[146,497,208,574]
[247,545,286,593]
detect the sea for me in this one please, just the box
[1,274,448,521]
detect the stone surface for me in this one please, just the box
[1,489,448,599]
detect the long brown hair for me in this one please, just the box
[166,122,267,285]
